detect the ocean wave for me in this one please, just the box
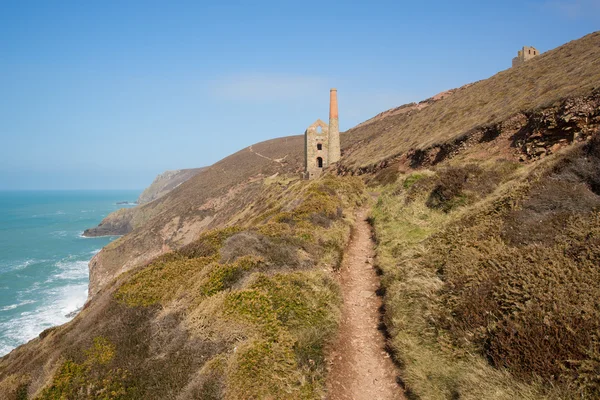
[1,259,40,273]
[0,259,37,274]
[0,283,87,357]
[50,230,68,238]
[51,260,89,281]
[31,210,66,218]
[0,300,36,312]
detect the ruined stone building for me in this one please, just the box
[512,46,540,67]
[304,89,341,179]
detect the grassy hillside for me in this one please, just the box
[1,30,599,400]
[85,136,306,297]
[0,175,367,399]
[369,134,600,399]
[341,31,600,172]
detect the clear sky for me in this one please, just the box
[0,0,598,190]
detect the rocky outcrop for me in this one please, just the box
[338,91,600,176]
[82,207,135,237]
[137,168,206,205]
[339,31,600,172]
[82,168,206,238]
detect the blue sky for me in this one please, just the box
[0,0,598,190]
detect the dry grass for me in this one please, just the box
[370,136,600,399]
[341,31,600,169]
[0,175,367,400]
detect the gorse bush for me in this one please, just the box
[38,337,134,400]
[30,175,366,400]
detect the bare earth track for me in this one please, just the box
[326,208,404,400]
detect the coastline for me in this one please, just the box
[0,190,138,357]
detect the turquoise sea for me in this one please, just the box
[0,190,139,356]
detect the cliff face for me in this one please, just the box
[137,168,206,205]
[82,207,135,237]
[82,168,206,238]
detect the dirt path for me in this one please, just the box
[247,145,287,164]
[326,208,404,400]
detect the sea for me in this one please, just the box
[0,190,140,356]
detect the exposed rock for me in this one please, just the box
[82,207,134,237]
[137,168,206,205]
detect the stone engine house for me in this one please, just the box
[304,89,341,179]
[512,46,540,67]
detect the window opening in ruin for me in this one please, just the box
[316,125,322,134]
[317,144,322,150]
[317,157,323,168]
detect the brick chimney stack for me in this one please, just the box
[328,88,341,164]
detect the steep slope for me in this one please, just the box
[0,174,367,399]
[85,136,306,297]
[137,168,207,205]
[340,31,600,173]
[369,132,600,399]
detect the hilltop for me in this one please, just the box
[340,31,600,173]
[1,31,599,400]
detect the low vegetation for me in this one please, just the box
[370,135,600,399]
[342,31,600,170]
[3,30,600,400]
[5,175,366,400]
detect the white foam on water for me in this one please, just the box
[50,230,68,238]
[0,343,14,357]
[0,255,91,356]
[31,210,66,218]
[52,260,89,281]
[0,300,36,312]
[0,283,88,357]
[2,259,39,273]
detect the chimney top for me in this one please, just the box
[330,88,337,91]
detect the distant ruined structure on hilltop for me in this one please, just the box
[512,45,540,67]
[304,89,341,179]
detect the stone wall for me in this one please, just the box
[512,46,540,67]
[304,119,329,179]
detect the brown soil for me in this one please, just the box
[326,208,404,400]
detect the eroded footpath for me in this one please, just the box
[326,208,404,400]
